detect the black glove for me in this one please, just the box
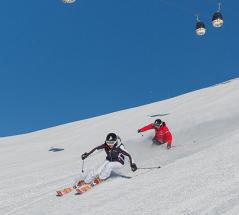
[131,163,137,172]
[81,152,88,160]
[137,129,141,133]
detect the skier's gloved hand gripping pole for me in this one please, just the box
[131,163,137,172]
[137,129,143,137]
[81,152,88,160]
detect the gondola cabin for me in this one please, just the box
[212,12,224,27]
[196,21,206,36]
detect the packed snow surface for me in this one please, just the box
[1,78,239,215]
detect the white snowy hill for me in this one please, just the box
[1,78,239,215]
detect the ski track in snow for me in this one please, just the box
[1,78,239,215]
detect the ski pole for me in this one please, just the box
[81,160,85,173]
[138,166,161,170]
[138,131,143,137]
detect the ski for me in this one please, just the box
[56,165,160,197]
[56,179,85,197]
[56,187,74,197]
[75,183,93,194]
[76,178,103,195]
[148,113,170,117]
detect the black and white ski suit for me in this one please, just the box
[84,140,134,183]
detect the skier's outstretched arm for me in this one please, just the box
[138,123,154,133]
[81,144,105,160]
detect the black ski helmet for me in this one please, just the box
[154,119,162,126]
[105,133,118,146]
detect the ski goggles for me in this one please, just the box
[106,140,117,146]
[154,122,163,127]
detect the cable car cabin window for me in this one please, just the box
[196,22,205,29]
[212,12,223,21]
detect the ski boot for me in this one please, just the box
[92,177,103,186]
[73,180,85,189]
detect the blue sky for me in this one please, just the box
[0,0,238,136]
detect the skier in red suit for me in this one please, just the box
[138,119,172,149]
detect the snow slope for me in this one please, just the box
[0,78,239,215]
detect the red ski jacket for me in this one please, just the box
[139,122,172,145]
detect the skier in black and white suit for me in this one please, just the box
[81,133,137,184]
